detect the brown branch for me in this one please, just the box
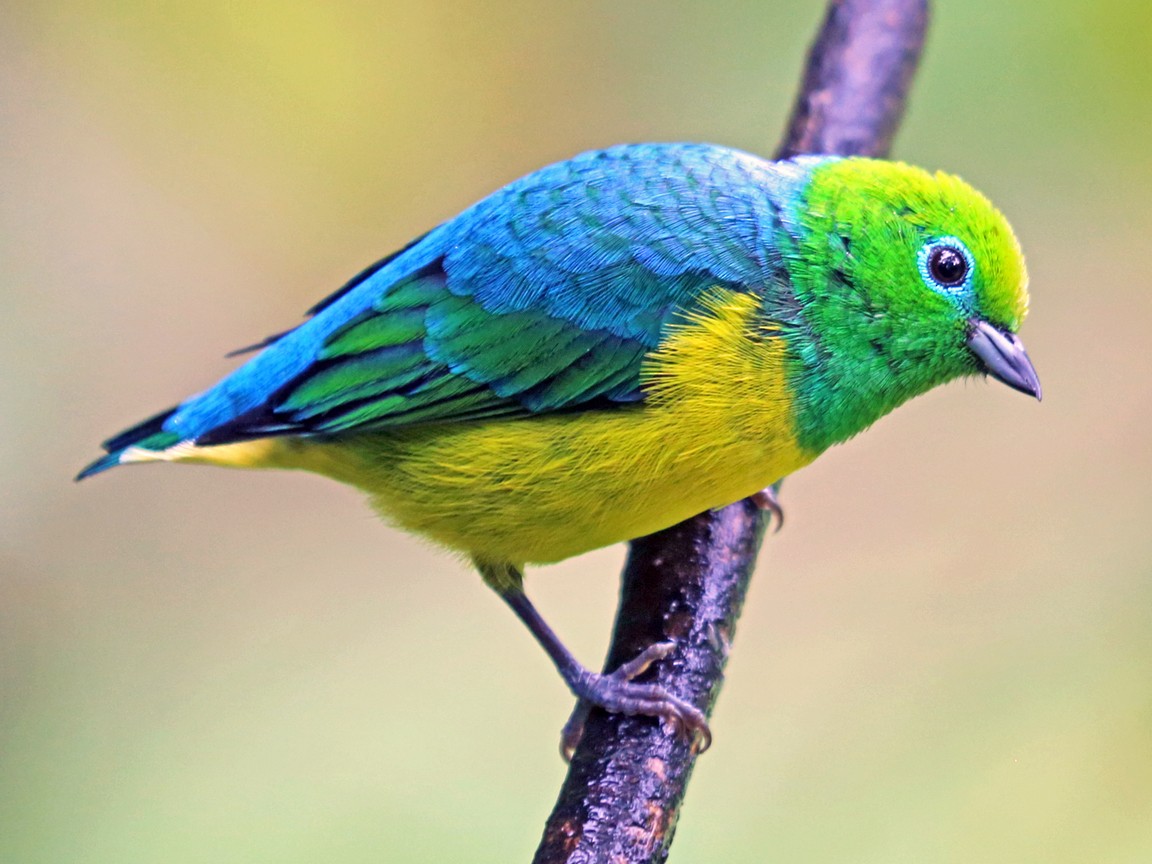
[531,2,931,862]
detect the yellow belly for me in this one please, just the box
[321,406,810,564]
[164,289,817,565]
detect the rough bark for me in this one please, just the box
[532,2,931,862]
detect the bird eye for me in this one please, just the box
[917,236,975,297]
[928,246,967,286]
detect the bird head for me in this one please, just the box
[792,158,1040,432]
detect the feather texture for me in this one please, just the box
[131,144,820,450]
[80,145,1034,571]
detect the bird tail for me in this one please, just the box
[77,406,321,481]
[75,407,184,480]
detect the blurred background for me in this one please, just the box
[2,1,1150,861]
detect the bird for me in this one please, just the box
[79,143,1040,755]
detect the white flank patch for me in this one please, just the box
[119,440,198,465]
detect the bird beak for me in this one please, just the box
[966,319,1042,401]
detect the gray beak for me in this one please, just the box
[967,319,1042,401]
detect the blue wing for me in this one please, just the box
[111,144,820,452]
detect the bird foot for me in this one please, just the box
[559,641,711,761]
[751,485,785,532]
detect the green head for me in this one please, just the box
[787,157,1040,451]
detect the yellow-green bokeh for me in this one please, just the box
[3,2,1150,862]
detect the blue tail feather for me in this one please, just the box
[75,452,125,481]
[77,412,183,481]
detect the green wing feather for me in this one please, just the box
[269,270,662,436]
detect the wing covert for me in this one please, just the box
[181,144,806,446]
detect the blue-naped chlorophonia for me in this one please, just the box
[80,144,1041,754]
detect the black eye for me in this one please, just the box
[928,245,968,286]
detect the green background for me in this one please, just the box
[3,1,1150,861]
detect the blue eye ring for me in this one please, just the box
[917,236,975,298]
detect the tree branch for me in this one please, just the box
[532,2,930,862]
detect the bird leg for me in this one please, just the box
[751,484,785,532]
[557,640,704,760]
[480,561,710,761]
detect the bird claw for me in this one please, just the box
[559,641,712,761]
[751,485,785,532]
[560,703,590,761]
